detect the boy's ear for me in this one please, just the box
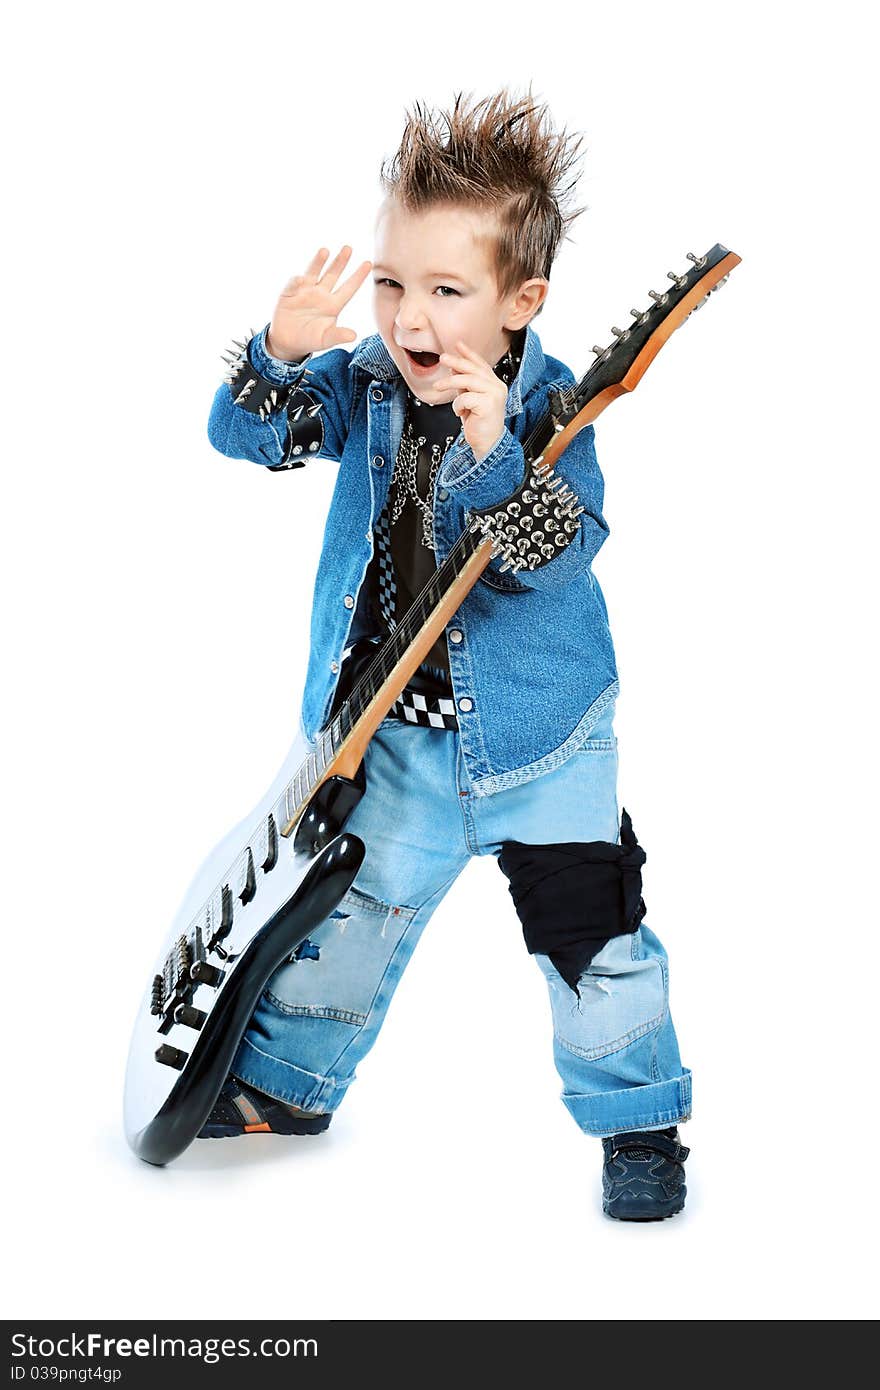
[503,277,550,331]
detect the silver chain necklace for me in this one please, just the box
[388,340,521,552]
[389,422,456,550]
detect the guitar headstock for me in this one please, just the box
[554,243,741,430]
[466,242,741,574]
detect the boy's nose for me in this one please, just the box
[395,294,429,333]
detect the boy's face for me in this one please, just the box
[372,198,528,404]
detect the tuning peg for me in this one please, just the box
[667,271,688,289]
[591,344,606,356]
[647,289,667,304]
[686,252,707,268]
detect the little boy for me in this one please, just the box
[204,90,692,1220]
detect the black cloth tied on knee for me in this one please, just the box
[497,808,647,996]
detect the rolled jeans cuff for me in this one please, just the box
[563,1069,693,1137]
[232,1033,353,1114]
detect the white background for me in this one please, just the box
[4,0,876,1322]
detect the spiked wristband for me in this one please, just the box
[220,329,310,423]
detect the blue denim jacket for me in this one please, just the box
[207,323,618,796]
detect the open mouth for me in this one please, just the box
[403,347,441,372]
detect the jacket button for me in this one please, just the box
[372,454,385,468]
[343,595,354,608]
[448,628,463,644]
[458,697,473,713]
[330,660,339,673]
[371,388,384,402]
[438,488,449,500]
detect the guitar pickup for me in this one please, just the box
[237,847,256,904]
[257,814,278,873]
[219,883,233,935]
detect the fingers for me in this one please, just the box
[451,391,489,416]
[434,370,486,393]
[324,326,358,347]
[295,245,354,290]
[304,247,331,279]
[316,244,356,292]
[452,341,492,368]
[333,258,373,308]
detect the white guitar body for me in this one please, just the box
[123,726,365,1165]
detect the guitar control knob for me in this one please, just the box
[190,961,226,988]
[174,1004,207,1030]
[155,1043,188,1070]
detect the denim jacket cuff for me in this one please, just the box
[248,325,313,386]
[437,426,525,512]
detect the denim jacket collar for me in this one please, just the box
[349,323,546,418]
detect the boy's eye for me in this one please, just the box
[373,278,459,297]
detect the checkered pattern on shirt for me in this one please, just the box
[391,687,459,730]
[373,485,458,731]
[374,499,398,633]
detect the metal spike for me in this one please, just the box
[231,338,248,351]
[306,401,323,417]
[292,404,304,421]
[269,389,278,407]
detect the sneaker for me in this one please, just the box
[198,1077,332,1138]
[601,1127,689,1220]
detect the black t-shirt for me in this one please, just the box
[364,334,524,697]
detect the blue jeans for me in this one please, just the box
[231,702,692,1137]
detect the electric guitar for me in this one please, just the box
[124,243,740,1165]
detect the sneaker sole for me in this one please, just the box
[603,1191,686,1222]
[198,1114,332,1139]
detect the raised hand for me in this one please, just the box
[266,246,373,360]
[435,341,509,462]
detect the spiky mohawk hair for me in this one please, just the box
[379,88,586,308]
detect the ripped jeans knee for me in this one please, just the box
[497,807,648,996]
